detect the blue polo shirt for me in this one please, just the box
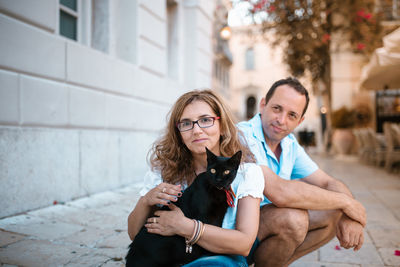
[237,114,318,206]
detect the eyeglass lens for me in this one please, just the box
[177,117,216,132]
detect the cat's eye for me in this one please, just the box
[210,169,216,174]
[224,170,230,175]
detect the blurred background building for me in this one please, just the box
[228,25,323,149]
[227,0,400,154]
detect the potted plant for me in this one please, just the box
[331,107,356,154]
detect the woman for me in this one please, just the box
[127,89,264,266]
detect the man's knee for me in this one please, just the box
[309,209,342,231]
[280,208,309,241]
[260,207,309,244]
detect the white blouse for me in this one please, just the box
[139,163,265,230]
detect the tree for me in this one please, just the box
[233,0,384,126]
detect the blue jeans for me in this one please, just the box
[182,255,248,267]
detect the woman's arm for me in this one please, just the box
[196,196,260,255]
[127,182,182,240]
[147,196,261,256]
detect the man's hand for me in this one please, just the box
[336,214,364,251]
[342,197,367,227]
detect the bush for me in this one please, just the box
[331,107,356,129]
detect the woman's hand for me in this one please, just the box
[143,183,182,207]
[145,204,193,237]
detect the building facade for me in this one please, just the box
[0,0,218,217]
[229,26,349,150]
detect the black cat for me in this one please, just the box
[126,148,242,267]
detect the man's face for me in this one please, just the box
[259,84,306,144]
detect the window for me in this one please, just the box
[92,0,110,53]
[245,48,254,70]
[167,0,179,79]
[58,0,90,45]
[246,96,256,119]
[59,0,78,40]
[113,0,137,63]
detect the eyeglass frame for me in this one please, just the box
[176,116,221,132]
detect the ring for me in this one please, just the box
[162,188,166,193]
[153,218,157,223]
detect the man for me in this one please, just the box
[237,77,366,266]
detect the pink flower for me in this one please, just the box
[364,13,372,20]
[268,5,276,12]
[357,9,365,17]
[322,33,331,43]
[357,43,366,50]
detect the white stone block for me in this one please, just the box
[139,0,166,20]
[198,0,215,19]
[197,30,212,55]
[105,95,169,131]
[138,39,166,76]
[196,71,211,88]
[197,9,212,35]
[0,69,19,124]
[119,131,157,185]
[111,0,138,64]
[111,58,138,96]
[0,0,57,32]
[79,131,120,195]
[0,14,65,80]
[142,102,170,130]
[198,50,212,74]
[135,69,176,104]
[138,6,166,48]
[165,78,187,103]
[105,95,136,129]
[0,127,80,218]
[20,75,68,126]
[69,85,106,128]
[66,42,137,96]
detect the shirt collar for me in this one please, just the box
[249,113,267,144]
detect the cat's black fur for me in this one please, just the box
[126,148,242,267]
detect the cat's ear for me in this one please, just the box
[206,147,218,162]
[229,150,242,165]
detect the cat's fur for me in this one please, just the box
[125,148,242,267]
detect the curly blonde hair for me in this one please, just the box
[149,89,255,185]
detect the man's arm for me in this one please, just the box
[260,166,366,227]
[302,169,365,251]
[301,169,352,197]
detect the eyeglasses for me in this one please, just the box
[176,116,220,132]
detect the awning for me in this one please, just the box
[360,27,400,90]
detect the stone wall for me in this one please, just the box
[0,0,215,217]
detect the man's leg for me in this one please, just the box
[254,205,342,267]
[254,204,309,267]
[287,209,342,265]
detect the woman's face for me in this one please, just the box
[178,100,221,157]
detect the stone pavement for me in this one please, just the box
[0,153,399,267]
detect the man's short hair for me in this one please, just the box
[265,77,310,117]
